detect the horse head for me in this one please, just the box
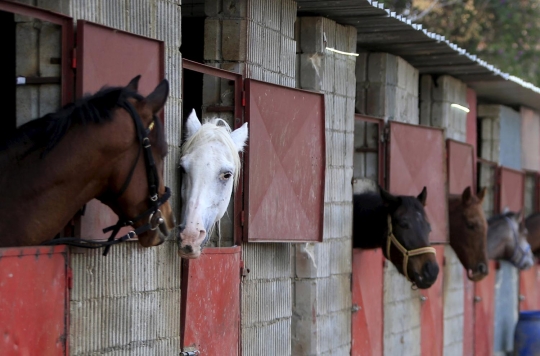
[488,210,534,270]
[381,186,439,289]
[100,76,176,247]
[449,186,489,281]
[177,110,248,259]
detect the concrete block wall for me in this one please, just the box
[420,75,468,141]
[9,0,184,354]
[478,104,522,170]
[525,172,536,216]
[443,247,465,356]
[493,261,520,355]
[356,52,419,124]
[520,107,540,171]
[352,119,379,194]
[14,0,62,126]
[295,16,356,356]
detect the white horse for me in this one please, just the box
[177,109,248,258]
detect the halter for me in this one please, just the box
[42,100,171,255]
[385,215,437,282]
[504,216,531,269]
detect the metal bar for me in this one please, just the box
[16,76,61,85]
[183,59,240,81]
[355,147,378,153]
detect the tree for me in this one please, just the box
[381,0,540,86]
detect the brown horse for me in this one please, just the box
[0,76,175,248]
[448,186,489,281]
[525,212,540,257]
[353,186,439,289]
[488,211,534,270]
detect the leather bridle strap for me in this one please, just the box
[385,215,437,282]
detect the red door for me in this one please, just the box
[76,20,165,240]
[244,79,325,243]
[420,245,445,356]
[387,122,448,243]
[498,167,525,213]
[474,261,496,356]
[351,249,383,356]
[181,247,241,355]
[519,265,539,311]
[0,246,70,356]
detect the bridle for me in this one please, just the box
[504,215,531,269]
[385,215,436,282]
[42,100,171,255]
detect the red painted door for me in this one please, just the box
[76,20,165,240]
[351,249,383,356]
[181,247,241,355]
[499,167,525,213]
[387,122,448,243]
[420,245,445,356]
[447,139,475,195]
[0,246,70,355]
[474,260,496,356]
[463,276,475,356]
[244,79,325,242]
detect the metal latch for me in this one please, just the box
[180,351,200,356]
[474,296,482,303]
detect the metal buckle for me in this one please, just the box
[149,209,164,231]
[127,231,136,239]
[150,194,158,202]
[142,137,151,148]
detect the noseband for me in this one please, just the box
[504,216,531,269]
[43,100,171,255]
[385,215,436,282]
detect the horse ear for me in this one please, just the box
[417,186,427,206]
[185,109,201,139]
[145,79,169,114]
[477,187,487,203]
[462,186,472,205]
[126,75,141,92]
[379,186,400,209]
[230,122,249,152]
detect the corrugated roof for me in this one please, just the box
[297,0,540,111]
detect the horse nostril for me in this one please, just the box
[477,263,488,275]
[178,223,186,232]
[183,245,193,253]
[422,262,439,281]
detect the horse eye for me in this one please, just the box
[220,172,233,180]
[398,222,410,229]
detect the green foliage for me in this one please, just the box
[381,0,540,86]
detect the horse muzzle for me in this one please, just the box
[177,223,207,259]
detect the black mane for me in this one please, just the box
[1,86,144,156]
[488,211,519,224]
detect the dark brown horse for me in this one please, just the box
[488,211,534,270]
[353,186,439,289]
[525,212,540,257]
[448,186,489,281]
[0,76,175,248]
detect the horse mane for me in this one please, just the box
[488,211,519,225]
[1,86,144,157]
[181,118,242,187]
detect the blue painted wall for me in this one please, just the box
[500,106,522,170]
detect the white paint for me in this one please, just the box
[178,110,248,259]
[451,103,470,113]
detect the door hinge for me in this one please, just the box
[71,48,77,69]
[242,90,246,107]
[67,268,73,289]
[240,260,250,278]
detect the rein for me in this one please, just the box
[385,215,436,282]
[42,100,171,255]
[504,216,531,269]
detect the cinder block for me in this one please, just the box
[321,17,336,49]
[16,86,39,127]
[355,53,368,83]
[281,0,296,39]
[15,22,38,77]
[222,0,248,17]
[299,17,325,53]
[300,52,324,91]
[368,52,397,85]
[478,104,501,118]
[39,84,61,117]
[292,279,318,355]
[204,0,221,17]
[204,18,222,61]
[432,101,451,128]
[222,19,247,61]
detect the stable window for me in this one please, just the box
[477,158,498,218]
[498,166,525,213]
[447,139,476,195]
